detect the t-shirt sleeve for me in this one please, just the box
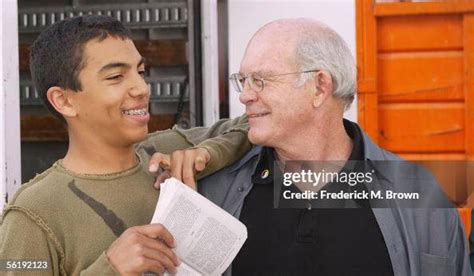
[138,115,251,177]
[0,208,119,276]
[196,127,251,178]
[0,209,60,275]
[80,252,118,276]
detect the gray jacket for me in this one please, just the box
[199,123,472,276]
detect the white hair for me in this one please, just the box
[294,23,356,110]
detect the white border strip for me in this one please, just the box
[0,0,22,210]
[201,0,220,126]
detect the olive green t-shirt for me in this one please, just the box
[0,116,251,275]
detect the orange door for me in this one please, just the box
[356,0,474,233]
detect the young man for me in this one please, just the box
[0,15,249,275]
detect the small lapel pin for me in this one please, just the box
[261,169,270,179]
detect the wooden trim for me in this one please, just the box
[375,1,474,17]
[377,14,463,53]
[356,0,379,142]
[357,79,377,94]
[19,43,31,71]
[21,115,68,142]
[464,15,474,160]
[19,40,188,71]
[20,114,178,142]
[464,15,474,205]
[134,40,188,67]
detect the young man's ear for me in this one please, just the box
[46,87,77,118]
[312,70,333,108]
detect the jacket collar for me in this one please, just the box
[229,120,397,181]
[229,145,263,173]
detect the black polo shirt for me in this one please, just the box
[232,120,394,276]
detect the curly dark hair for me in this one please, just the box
[30,15,132,121]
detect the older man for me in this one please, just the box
[194,18,471,275]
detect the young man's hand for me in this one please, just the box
[149,148,211,190]
[106,224,180,275]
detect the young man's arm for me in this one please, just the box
[139,115,251,178]
[1,209,178,275]
[0,210,61,275]
[0,208,118,275]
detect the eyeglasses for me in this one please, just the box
[229,69,320,93]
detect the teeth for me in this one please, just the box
[122,108,148,116]
[250,113,268,118]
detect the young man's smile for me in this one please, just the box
[121,105,150,125]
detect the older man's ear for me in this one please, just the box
[312,70,333,108]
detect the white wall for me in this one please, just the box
[228,0,357,121]
[0,0,22,209]
[201,0,220,126]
